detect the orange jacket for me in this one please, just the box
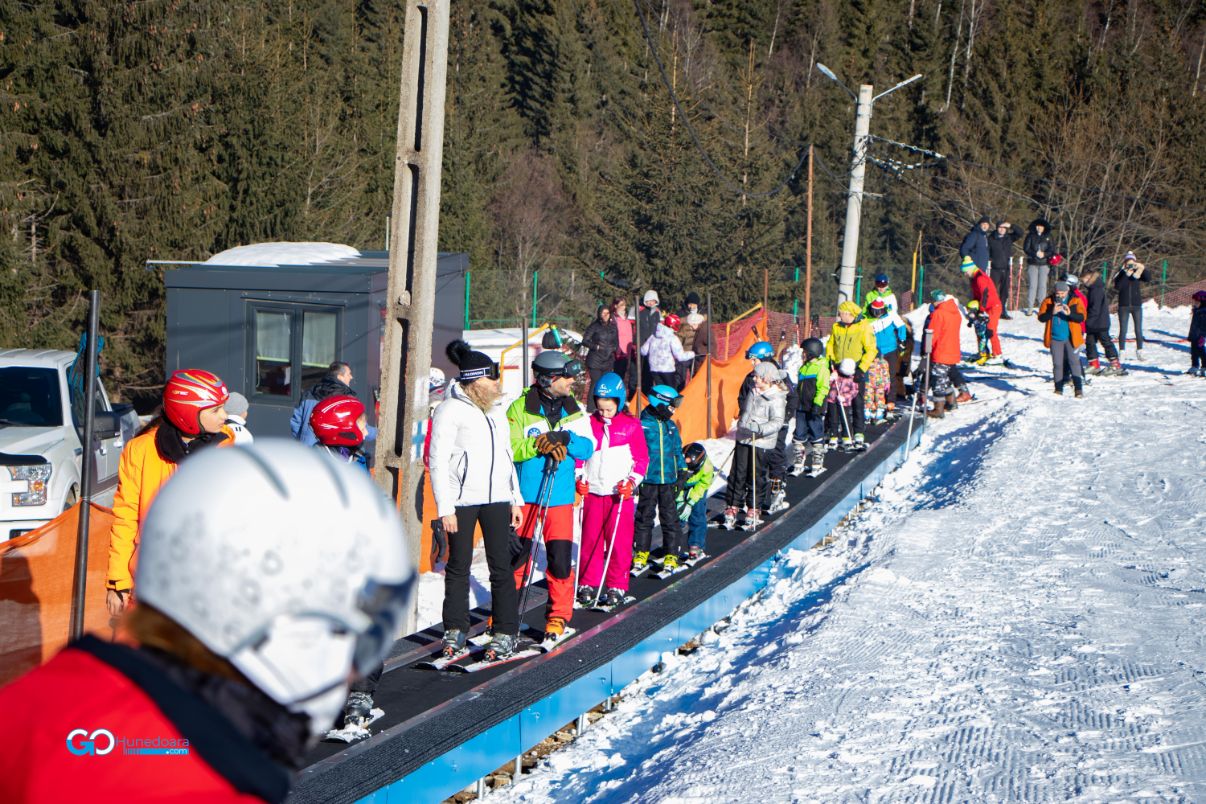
[1037,295,1086,348]
[927,298,964,365]
[106,427,231,590]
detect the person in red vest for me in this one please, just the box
[0,442,414,803]
[961,255,1004,362]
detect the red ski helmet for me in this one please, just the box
[1049,253,1064,268]
[311,395,366,447]
[163,369,229,436]
[662,313,681,332]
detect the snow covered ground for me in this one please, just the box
[493,301,1206,801]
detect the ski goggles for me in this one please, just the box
[351,574,418,675]
[550,358,583,379]
[650,389,683,408]
[458,362,500,383]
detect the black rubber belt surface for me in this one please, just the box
[290,419,911,803]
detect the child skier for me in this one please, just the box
[791,337,830,477]
[866,298,906,421]
[678,442,715,561]
[633,385,686,573]
[965,300,992,364]
[310,395,371,470]
[575,373,648,608]
[726,362,787,531]
[826,359,860,449]
[1188,290,1206,377]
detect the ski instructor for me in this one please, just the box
[507,350,594,643]
[0,441,415,802]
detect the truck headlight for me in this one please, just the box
[8,464,52,507]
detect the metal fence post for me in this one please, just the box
[1160,259,1168,307]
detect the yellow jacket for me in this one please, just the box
[826,318,878,372]
[106,426,231,590]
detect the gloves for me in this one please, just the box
[534,432,568,462]
[615,478,635,499]
[679,502,693,522]
[575,476,589,496]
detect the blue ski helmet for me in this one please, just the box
[746,341,774,361]
[647,384,682,409]
[591,372,626,404]
[874,272,889,286]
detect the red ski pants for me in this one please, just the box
[513,502,574,625]
[987,306,1002,356]
[579,493,635,593]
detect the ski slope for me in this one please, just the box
[496,303,1206,802]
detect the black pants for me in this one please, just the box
[1191,343,1205,369]
[1084,329,1118,362]
[725,443,770,510]
[1118,305,1144,349]
[767,424,791,480]
[827,403,855,439]
[948,363,968,392]
[649,370,678,391]
[992,266,1011,311]
[350,664,382,696]
[442,502,518,636]
[635,482,683,557]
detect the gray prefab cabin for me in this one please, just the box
[160,247,465,439]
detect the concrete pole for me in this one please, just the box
[837,84,873,306]
[374,0,450,633]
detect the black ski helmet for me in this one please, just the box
[802,337,824,360]
[532,350,582,387]
[684,442,707,471]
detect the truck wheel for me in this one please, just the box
[63,486,79,512]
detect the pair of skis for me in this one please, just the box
[417,627,578,674]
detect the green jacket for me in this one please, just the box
[681,454,715,506]
[797,355,831,408]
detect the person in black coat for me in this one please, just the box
[1080,269,1124,375]
[581,304,620,405]
[1188,291,1206,377]
[987,220,1023,317]
[960,216,992,272]
[1022,219,1055,314]
[1113,251,1151,357]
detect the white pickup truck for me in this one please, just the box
[0,349,129,541]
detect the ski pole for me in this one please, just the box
[591,496,624,608]
[518,456,558,617]
[571,491,583,601]
[750,436,758,514]
[837,396,854,445]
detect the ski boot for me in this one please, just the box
[767,479,789,514]
[1106,358,1127,376]
[742,508,763,531]
[543,616,567,643]
[687,545,704,562]
[788,443,808,476]
[807,444,825,476]
[721,507,738,530]
[853,433,867,451]
[441,628,468,659]
[577,585,599,606]
[955,389,974,404]
[601,588,627,608]
[632,551,649,572]
[927,398,947,418]
[1134,349,1143,362]
[1087,359,1104,375]
[826,435,839,451]
[341,691,374,729]
[485,633,518,661]
[884,403,899,422]
[974,352,989,366]
[661,554,680,572]
[839,437,854,452]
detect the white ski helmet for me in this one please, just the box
[135,439,414,737]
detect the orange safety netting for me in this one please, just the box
[0,503,115,687]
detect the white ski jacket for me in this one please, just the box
[428,383,524,517]
[737,386,787,449]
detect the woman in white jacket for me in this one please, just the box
[429,340,525,660]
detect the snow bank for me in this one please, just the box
[204,242,361,266]
[495,304,1206,801]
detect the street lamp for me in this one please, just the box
[815,63,923,305]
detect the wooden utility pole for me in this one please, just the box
[804,144,813,338]
[374,0,450,631]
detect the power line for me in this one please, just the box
[631,0,807,200]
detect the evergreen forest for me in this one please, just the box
[1,0,1203,398]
